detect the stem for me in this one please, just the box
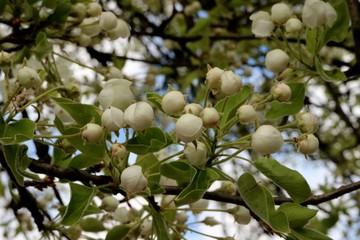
[203,87,211,108]
[33,132,82,140]
[211,148,247,166]
[159,150,183,163]
[53,52,102,73]
[6,86,68,122]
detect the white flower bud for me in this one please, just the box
[190,199,208,214]
[140,219,152,237]
[106,66,123,79]
[98,78,134,111]
[81,17,101,37]
[82,123,104,144]
[302,0,337,29]
[250,11,275,37]
[200,107,220,128]
[220,71,242,96]
[230,206,251,225]
[184,103,203,116]
[251,125,283,154]
[17,66,41,89]
[107,19,131,40]
[296,112,319,133]
[184,141,207,168]
[285,18,303,34]
[70,3,86,21]
[265,49,290,73]
[0,51,12,64]
[113,207,130,223]
[78,34,92,47]
[271,83,291,102]
[87,2,102,17]
[121,165,148,193]
[99,12,118,31]
[100,196,119,211]
[101,107,124,131]
[216,181,237,195]
[297,134,319,154]
[203,216,220,226]
[206,66,224,94]
[110,143,127,159]
[162,91,186,115]
[124,101,154,131]
[237,104,258,124]
[176,212,188,224]
[271,3,292,24]
[175,113,203,143]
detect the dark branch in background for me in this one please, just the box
[26,158,360,207]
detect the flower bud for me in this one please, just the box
[124,101,154,131]
[189,199,208,214]
[176,212,188,224]
[99,12,118,31]
[285,18,303,34]
[64,82,81,99]
[216,181,237,195]
[296,112,319,133]
[120,165,148,193]
[17,66,41,89]
[106,66,123,79]
[200,107,220,128]
[79,218,105,232]
[113,207,130,223]
[203,216,220,226]
[162,90,186,115]
[110,143,127,159]
[250,11,275,37]
[140,219,152,237]
[229,206,251,225]
[175,113,203,143]
[107,19,131,40]
[220,71,242,96]
[70,3,86,21]
[302,0,337,29]
[101,107,124,131]
[271,83,291,102]
[297,134,319,155]
[87,2,102,17]
[206,66,224,94]
[265,49,290,73]
[0,51,12,64]
[237,105,258,124]
[184,103,203,116]
[78,34,92,47]
[251,125,283,154]
[81,17,101,37]
[60,138,76,154]
[271,3,292,24]
[100,196,119,211]
[82,123,104,144]
[184,141,207,168]
[98,78,134,111]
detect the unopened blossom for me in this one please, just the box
[200,107,220,128]
[297,134,319,154]
[87,2,102,17]
[99,12,118,31]
[237,105,258,124]
[107,19,131,39]
[285,18,303,34]
[121,165,148,193]
[100,196,119,211]
[184,141,208,168]
[98,78,134,111]
[101,107,124,131]
[175,113,203,143]
[184,103,203,116]
[271,3,293,24]
[82,123,104,144]
[271,83,292,102]
[251,125,283,154]
[81,17,101,37]
[206,66,224,94]
[162,90,186,115]
[124,101,154,131]
[110,143,127,159]
[250,11,275,37]
[296,112,319,133]
[265,49,290,73]
[302,0,337,29]
[17,66,42,89]
[220,71,242,96]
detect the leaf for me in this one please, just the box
[61,183,96,225]
[52,97,102,127]
[47,0,72,24]
[152,211,171,240]
[160,160,197,184]
[68,154,102,169]
[146,92,163,112]
[0,119,36,145]
[105,225,130,240]
[305,27,319,54]
[254,158,312,203]
[278,203,318,228]
[237,173,290,233]
[187,18,211,36]
[265,83,305,119]
[314,57,347,82]
[323,0,350,44]
[32,32,52,60]
[175,168,219,206]
[215,85,253,128]
[2,145,26,186]
[79,218,106,232]
[291,227,333,240]
[136,154,163,194]
[126,127,173,155]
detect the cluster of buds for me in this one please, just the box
[205,66,242,96]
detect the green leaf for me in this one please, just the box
[51,146,72,166]
[254,158,312,203]
[291,227,333,240]
[52,97,102,127]
[215,85,253,128]
[237,173,290,233]
[0,119,36,145]
[2,145,27,186]
[68,154,102,169]
[175,168,219,206]
[160,160,197,184]
[187,18,211,36]
[323,0,350,44]
[265,83,305,119]
[278,203,318,228]
[146,92,163,112]
[315,57,347,82]
[152,211,171,240]
[32,32,52,60]
[126,127,173,155]
[305,28,319,54]
[105,225,130,240]
[79,218,106,232]
[61,183,96,225]
[136,154,163,194]
[48,0,72,24]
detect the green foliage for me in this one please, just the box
[0,119,36,145]
[33,32,52,60]
[105,225,130,240]
[160,160,197,185]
